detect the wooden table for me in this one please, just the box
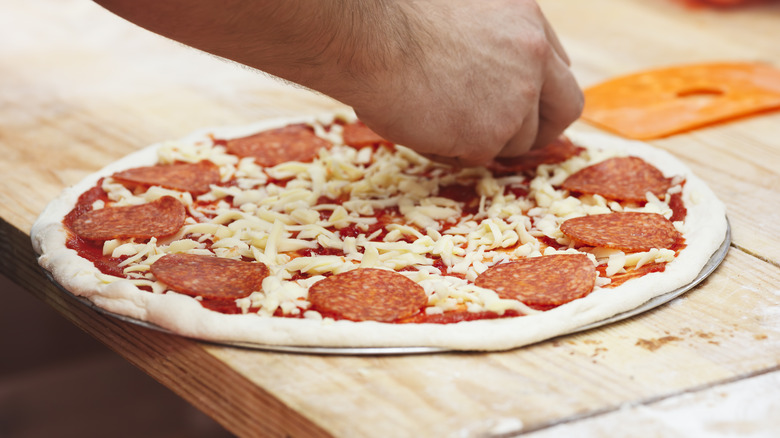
[3,0,780,436]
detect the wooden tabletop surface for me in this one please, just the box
[2,0,780,436]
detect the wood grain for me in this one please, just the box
[2,0,780,436]
[206,249,780,436]
[526,368,780,437]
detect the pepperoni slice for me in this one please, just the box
[488,137,584,173]
[342,120,392,148]
[560,212,682,252]
[112,160,220,195]
[475,254,596,310]
[151,253,269,300]
[562,156,671,202]
[308,268,427,322]
[70,196,185,241]
[225,123,331,167]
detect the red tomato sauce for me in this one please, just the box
[438,183,480,215]
[60,144,689,323]
[401,309,524,324]
[597,262,668,288]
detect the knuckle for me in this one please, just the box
[569,87,585,121]
[525,33,553,59]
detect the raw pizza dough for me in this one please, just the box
[31,112,728,351]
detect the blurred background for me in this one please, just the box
[0,274,231,438]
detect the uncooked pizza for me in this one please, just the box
[31,112,728,351]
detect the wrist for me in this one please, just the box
[307,1,420,107]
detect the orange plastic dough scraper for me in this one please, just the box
[581,62,780,139]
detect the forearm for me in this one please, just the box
[92,0,413,102]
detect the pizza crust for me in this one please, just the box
[31,113,728,351]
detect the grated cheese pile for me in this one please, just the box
[91,116,685,320]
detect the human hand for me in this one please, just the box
[340,0,584,166]
[93,0,582,166]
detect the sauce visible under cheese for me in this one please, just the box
[64,117,688,322]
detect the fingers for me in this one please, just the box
[498,40,582,159]
[492,9,579,159]
[496,97,541,159]
[347,0,582,167]
[429,54,581,164]
[533,52,584,150]
[421,153,466,167]
[540,15,571,66]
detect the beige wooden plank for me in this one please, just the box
[526,369,780,438]
[691,166,780,265]
[205,249,780,437]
